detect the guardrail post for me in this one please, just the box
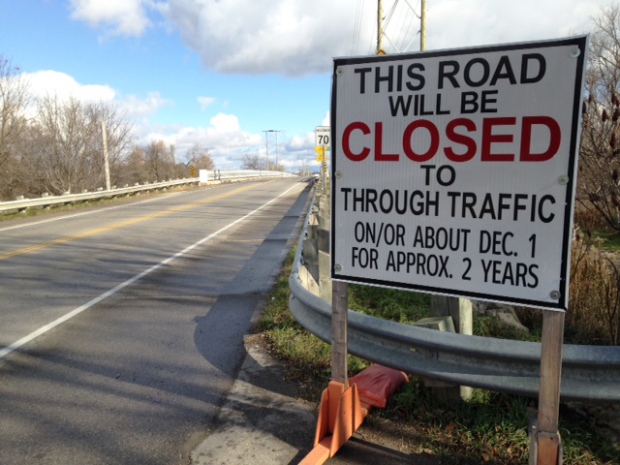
[430,295,473,336]
[302,214,319,269]
[317,191,332,302]
[428,295,473,401]
[297,204,321,299]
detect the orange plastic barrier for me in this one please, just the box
[350,364,409,408]
[299,381,369,465]
[299,365,409,464]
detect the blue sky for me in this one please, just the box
[0,0,616,171]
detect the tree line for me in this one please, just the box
[0,57,214,201]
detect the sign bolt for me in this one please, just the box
[335,171,343,179]
[550,290,560,300]
[336,68,344,76]
[335,264,342,272]
[558,175,570,185]
[570,47,581,58]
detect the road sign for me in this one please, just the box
[315,126,331,151]
[330,37,587,311]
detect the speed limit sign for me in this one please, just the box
[315,126,331,151]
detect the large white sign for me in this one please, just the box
[331,37,587,311]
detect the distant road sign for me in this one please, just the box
[315,126,331,151]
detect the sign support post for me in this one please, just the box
[331,280,349,386]
[533,310,565,465]
[322,145,328,193]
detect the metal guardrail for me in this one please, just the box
[289,192,620,402]
[0,170,290,214]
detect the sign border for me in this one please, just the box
[330,36,587,311]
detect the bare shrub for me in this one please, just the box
[514,233,620,346]
[578,4,620,231]
[566,235,620,345]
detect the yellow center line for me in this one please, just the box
[0,182,265,262]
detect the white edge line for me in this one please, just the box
[0,183,300,360]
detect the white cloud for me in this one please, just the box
[25,70,116,102]
[69,0,155,37]
[162,0,371,76]
[22,70,171,123]
[121,92,173,119]
[198,96,216,110]
[287,133,314,152]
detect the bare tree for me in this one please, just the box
[186,142,215,171]
[22,96,133,195]
[119,146,148,186]
[143,140,176,181]
[88,101,133,188]
[31,96,91,194]
[579,4,620,230]
[5,122,46,198]
[0,56,30,199]
[0,56,28,168]
[240,152,265,170]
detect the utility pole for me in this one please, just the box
[262,130,270,170]
[101,121,111,191]
[377,0,384,54]
[263,129,281,171]
[273,130,281,171]
[421,0,427,51]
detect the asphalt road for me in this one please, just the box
[0,178,312,465]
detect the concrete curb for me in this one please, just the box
[190,342,316,465]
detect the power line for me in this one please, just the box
[396,3,417,51]
[351,0,364,54]
[391,1,409,51]
[384,0,399,31]
[384,0,423,53]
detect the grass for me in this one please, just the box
[592,230,620,252]
[381,384,532,464]
[255,246,620,465]
[348,283,430,324]
[474,313,542,342]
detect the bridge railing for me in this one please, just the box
[0,170,291,214]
